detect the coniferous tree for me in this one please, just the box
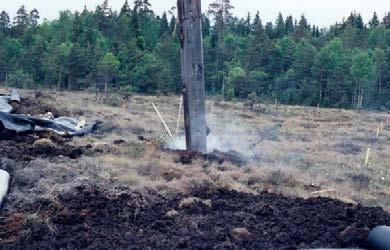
[383,12,390,28]
[0,2,388,109]
[29,9,40,28]
[246,13,270,73]
[120,0,131,16]
[346,12,364,29]
[285,15,294,35]
[208,0,234,33]
[201,15,211,37]
[0,11,10,35]
[275,13,285,38]
[244,13,251,36]
[13,6,29,36]
[294,15,310,41]
[134,0,151,13]
[159,12,169,38]
[265,22,274,39]
[369,12,379,28]
[252,11,261,34]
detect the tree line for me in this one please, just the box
[0,0,389,109]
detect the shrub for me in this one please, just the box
[5,70,35,89]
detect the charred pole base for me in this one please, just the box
[178,0,207,153]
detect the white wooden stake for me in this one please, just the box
[152,103,174,139]
[175,96,183,137]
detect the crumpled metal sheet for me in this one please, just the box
[0,90,99,137]
[0,90,21,113]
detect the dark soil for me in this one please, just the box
[11,97,69,118]
[0,134,90,161]
[1,95,94,162]
[1,185,389,250]
[334,141,363,155]
[171,149,247,166]
[1,95,389,249]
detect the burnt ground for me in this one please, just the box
[1,185,390,250]
[11,96,71,118]
[1,93,390,249]
[0,134,90,162]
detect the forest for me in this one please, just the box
[0,0,389,109]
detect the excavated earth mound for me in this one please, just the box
[1,185,389,249]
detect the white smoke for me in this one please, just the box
[165,113,261,157]
[166,134,233,153]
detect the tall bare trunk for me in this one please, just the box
[57,67,62,90]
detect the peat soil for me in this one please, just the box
[0,94,100,216]
[10,91,71,118]
[1,95,390,249]
[1,184,390,250]
[0,134,90,162]
[1,92,91,162]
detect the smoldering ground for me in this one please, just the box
[1,90,389,249]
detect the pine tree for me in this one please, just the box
[355,13,364,29]
[0,11,10,35]
[202,15,211,37]
[13,5,29,36]
[95,0,112,33]
[159,12,169,38]
[383,12,390,28]
[67,43,86,90]
[346,12,364,29]
[246,14,270,72]
[29,9,40,28]
[71,11,82,43]
[120,0,131,16]
[134,0,151,13]
[252,11,261,34]
[208,0,234,32]
[244,12,251,35]
[275,13,285,38]
[285,15,294,34]
[265,22,274,38]
[369,12,379,28]
[119,0,131,16]
[294,15,310,41]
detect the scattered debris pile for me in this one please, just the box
[0,90,99,137]
[1,184,389,249]
[0,90,100,214]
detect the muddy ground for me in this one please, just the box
[1,185,390,249]
[1,92,390,249]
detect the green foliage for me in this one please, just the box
[97,52,120,91]
[351,49,376,108]
[247,92,260,110]
[226,66,245,99]
[5,70,35,88]
[0,3,388,110]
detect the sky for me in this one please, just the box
[1,0,390,28]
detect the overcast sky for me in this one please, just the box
[1,0,389,28]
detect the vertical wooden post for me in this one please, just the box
[178,0,207,153]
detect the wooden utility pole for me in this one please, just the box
[178,0,207,153]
